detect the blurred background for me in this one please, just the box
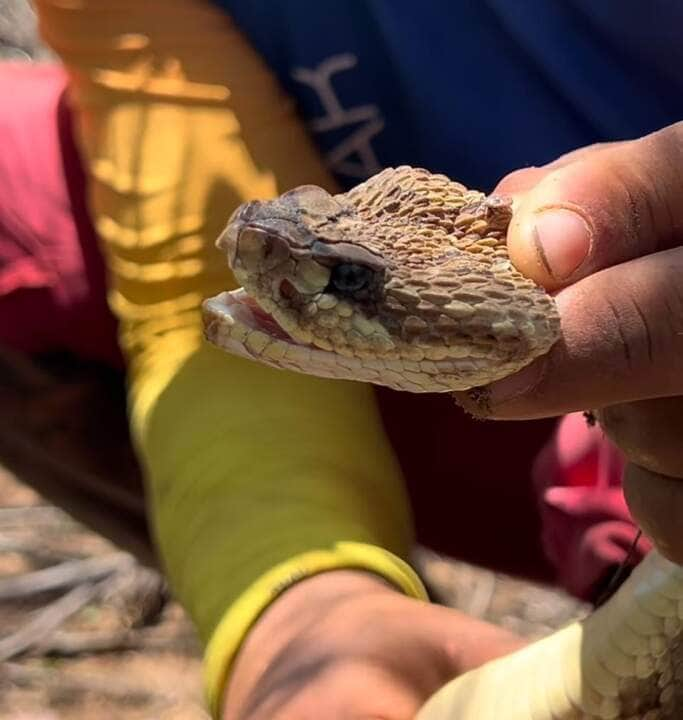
[0,1,587,718]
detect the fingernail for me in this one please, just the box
[485,359,545,406]
[532,208,592,281]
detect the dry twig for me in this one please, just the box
[31,624,198,657]
[0,536,74,564]
[0,553,134,601]
[0,506,72,529]
[0,582,104,661]
[1,660,168,705]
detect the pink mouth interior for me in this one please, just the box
[223,289,298,343]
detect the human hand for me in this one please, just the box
[221,570,525,720]
[456,123,683,560]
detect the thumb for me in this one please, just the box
[507,122,683,291]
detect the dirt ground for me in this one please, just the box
[0,3,588,717]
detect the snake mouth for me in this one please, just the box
[204,288,313,347]
[205,287,391,383]
[218,288,297,342]
[205,287,412,389]
[202,288,314,355]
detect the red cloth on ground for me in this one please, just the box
[0,63,645,603]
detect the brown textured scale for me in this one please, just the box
[203,166,561,392]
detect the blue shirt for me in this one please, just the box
[213,1,683,191]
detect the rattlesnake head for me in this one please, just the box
[203,166,560,392]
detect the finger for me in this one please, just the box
[455,246,683,419]
[598,397,683,478]
[494,166,552,197]
[493,142,627,198]
[623,464,683,565]
[541,141,630,173]
[505,123,683,291]
[494,142,630,205]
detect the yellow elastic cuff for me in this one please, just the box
[204,541,428,718]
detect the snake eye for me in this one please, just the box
[329,263,373,293]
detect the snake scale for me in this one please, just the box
[203,167,683,719]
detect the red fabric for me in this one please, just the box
[0,63,122,366]
[533,413,651,600]
[0,63,646,603]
